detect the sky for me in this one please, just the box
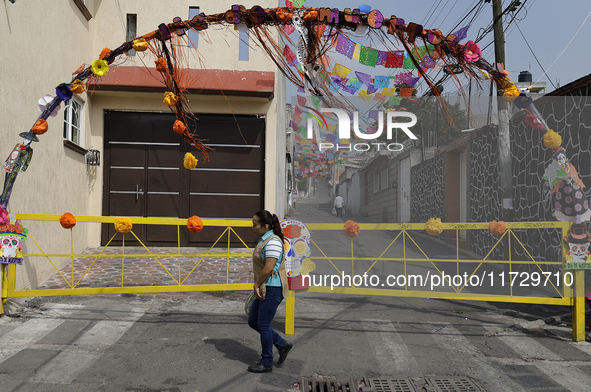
[284,0,591,96]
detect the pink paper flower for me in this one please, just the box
[463,40,482,62]
[525,114,544,130]
[0,206,8,225]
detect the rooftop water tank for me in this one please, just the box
[518,71,532,83]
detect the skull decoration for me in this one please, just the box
[280,219,314,277]
[0,221,28,265]
[564,222,591,268]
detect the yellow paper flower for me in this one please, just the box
[163,92,177,107]
[497,77,513,89]
[543,129,562,150]
[425,218,443,236]
[69,79,86,94]
[91,60,109,77]
[183,152,198,169]
[503,85,521,102]
[132,38,148,52]
[114,217,132,233]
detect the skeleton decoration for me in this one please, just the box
[0,220,28,265]
[564,220,591,270]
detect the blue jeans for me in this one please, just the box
[248,286,286,367]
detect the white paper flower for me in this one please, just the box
[37,94,61,117]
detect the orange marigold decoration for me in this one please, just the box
[114,217,133,233]
[187,216,204,233]
[425,218,443,236]
[155,57,167,72]
[343,220,360,238]
[276,11,293,22]
[488,220,506,235]
[59,213,76,229]
[303,10,318,21]
[99,48,111,61]
[32,119,48,135]
[173,120,186,135]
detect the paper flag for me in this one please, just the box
[403,54,417,69]
[297,95,307,106]
[394,72,413,84]
[311,95,321,109]
[389,96,402,106]
[374,75,390,89]
[282,24,295,35]
[377,51,387,66]
[382,87,396,97]
[342,84,357,94]
[385,51,404,68]
[294,105,303,116]
[283,45,296,63]
[399,88,414,97]
[451,25,470,42]
[359,90,373,101]
[355,72,371,86]
[359,46,378,67]
[292,113,302,123]
[352,44,361,60]
[332,63,351,78]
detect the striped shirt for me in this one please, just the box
[258,231,284,287]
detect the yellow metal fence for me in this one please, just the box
[0,215,586,341]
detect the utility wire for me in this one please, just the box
[514,21,557,89]
[533,9,591,85]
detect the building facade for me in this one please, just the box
[1,1,286,290]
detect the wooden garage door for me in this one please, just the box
[102,111,264,247]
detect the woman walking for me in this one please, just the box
[247,210,293,373]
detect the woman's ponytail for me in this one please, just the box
[271,214,284,243]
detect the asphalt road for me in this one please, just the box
[0,293,590,392]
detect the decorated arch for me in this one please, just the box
[2,5,556,209]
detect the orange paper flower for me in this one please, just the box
[114,217,133,233]
[489,221,506,235]
[187,216,204,233]
[173,120,186,135]
[155,58,167,72]
[343,220,360,238]
[32,119,48,135]
[59,212,76,229]
[276,11,293,22]
[303,11,318,21]
[99,48,111,60]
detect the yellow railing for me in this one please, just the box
[0,215,586,341]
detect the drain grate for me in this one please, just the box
[365,378,416,392]
[300,377,358,392]
[424,377,484,392]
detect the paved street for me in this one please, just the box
[0,294,590,392]
[0,185,590,391]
